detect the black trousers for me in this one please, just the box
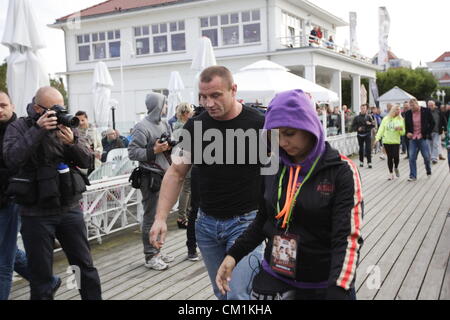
[357,134,372,164]
[384,144,400,173]
[186,166,199,253]
[21,208,102,300]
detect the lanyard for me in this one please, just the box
[275,156,320,229]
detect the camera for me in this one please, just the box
[158,132,178,147]
[47,105,80,128]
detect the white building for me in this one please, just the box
[427,51,450,87]
[51,0,380,132]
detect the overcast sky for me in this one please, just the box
[1,0,449,75]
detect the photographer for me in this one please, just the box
[128,92,174,271]
[2,87,101,300]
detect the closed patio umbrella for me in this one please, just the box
[92,61,114,129]
[167,71,185,121]
[190,37,216,105]
[1,0,49,116]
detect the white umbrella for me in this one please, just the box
[190,37,216,105]
[167,71,185,120]
[1,0,49,117]
[92,61,114,129]
[360,83,368,105]
[234,60,339,105]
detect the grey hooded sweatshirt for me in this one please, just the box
[128,92,171,175]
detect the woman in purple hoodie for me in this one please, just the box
[216,90,364,300]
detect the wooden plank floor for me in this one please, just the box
[10,154,450,300]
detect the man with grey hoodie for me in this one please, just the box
[128,92,175,270]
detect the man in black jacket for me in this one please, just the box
[404,99,435,181]
[3,87,101,300]
[0,92,32,300]
[351,104,375,168]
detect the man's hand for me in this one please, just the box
[149,219,168,249]
[407,133,413,139]
[216,256,236,295]
[56,125,75,144]
[36,111,58,131]
[153,140,170,154]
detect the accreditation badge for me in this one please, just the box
[269,233,299,279]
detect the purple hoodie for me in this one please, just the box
[264,89,325,177]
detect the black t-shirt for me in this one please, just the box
[182,105,265,219]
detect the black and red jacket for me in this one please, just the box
[227,143,364,297]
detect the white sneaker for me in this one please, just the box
[387,173,394,180]
[380,155,386,160]
[145,254,169,270]
[161,253,174,263]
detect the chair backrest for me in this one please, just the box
[88,162,115,181]
[106,148,128,163]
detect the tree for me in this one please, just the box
[0,61,7,94]
[376,67,438,101]
[50,76,68,106]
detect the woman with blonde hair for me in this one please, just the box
[375,104,405,180]
[172,103,194,230]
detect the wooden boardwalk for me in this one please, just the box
[10,155,450,300]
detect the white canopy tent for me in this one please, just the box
[167,71,185,120]
[92,61,114,130]
[1,0,49,117]
[377,86,415,112]
[234,60,339,106]
[190,37,216,105]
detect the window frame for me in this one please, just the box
[76,29,121,62]
[133,20,186,56]
[200,9,261,48]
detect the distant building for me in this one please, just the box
[372,50,412,69]
[51,0,380,132]
[426,52,450,87]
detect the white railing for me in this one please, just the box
[81,175,143,244]
[278,35,373,64]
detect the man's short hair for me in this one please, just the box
[199,66,234,90]
[75,111,88,118]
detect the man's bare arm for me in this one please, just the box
[150,160,192,248]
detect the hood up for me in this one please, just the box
[264,89,325,176]
[145,92,166,123]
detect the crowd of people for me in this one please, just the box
[1,65,449,301]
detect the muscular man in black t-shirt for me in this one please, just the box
[150,66,264,300]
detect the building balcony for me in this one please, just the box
[277,34,373,65]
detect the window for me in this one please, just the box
[134,20,185,55]
[281,12,303,47]
[76,30,121,62]
[200,10,261,48]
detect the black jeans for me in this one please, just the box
[186,166,199,253]
[21,208,102,300]
[384,144,400,173]
[357,134,372,164]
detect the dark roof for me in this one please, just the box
[56,0,194,22]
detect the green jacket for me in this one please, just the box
[375,116,405,145]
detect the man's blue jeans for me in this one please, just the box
[195,209,263,300]
[0,203,30,300]
[408,139,432,179]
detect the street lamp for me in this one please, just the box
[110,99,119,130]
[436,90,442,103]
[442,90,446,104]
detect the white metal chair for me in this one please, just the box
[106,148,129,163]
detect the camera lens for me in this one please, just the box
[59,114,80,128]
